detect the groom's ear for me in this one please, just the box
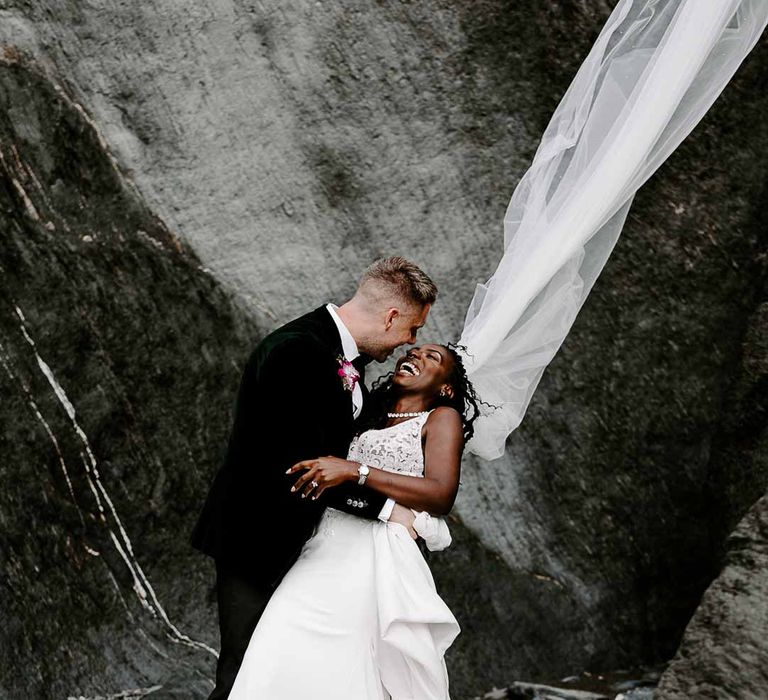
[384,307,399,330]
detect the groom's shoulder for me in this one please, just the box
[252,307,334,366]
[264,306,331,348]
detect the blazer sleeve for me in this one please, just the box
[258,338,387,521]
[321,470,388,520]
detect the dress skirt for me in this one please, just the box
[228,507,459,700]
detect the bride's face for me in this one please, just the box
[393,344,454,399]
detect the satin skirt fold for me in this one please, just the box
[228,508,459,700]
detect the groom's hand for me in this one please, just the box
[388,503,417,540]
[287,456,358,501]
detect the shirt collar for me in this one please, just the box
[325,303,360,362]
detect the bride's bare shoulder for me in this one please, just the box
[424,406,462,434]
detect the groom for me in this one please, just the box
[191,256,438,699]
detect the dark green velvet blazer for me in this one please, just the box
[191,306,387,589]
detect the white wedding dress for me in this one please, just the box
[228,411,460,700]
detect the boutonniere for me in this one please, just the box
[336,356,360,393]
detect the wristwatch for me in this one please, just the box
[357,464,370,486]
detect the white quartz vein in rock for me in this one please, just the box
[0,342,83,522]
[13,304,217,658]
[66,686,163,700]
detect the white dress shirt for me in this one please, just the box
[325,303,363,418]
[325,304,395,523]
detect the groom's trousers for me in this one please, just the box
[208,560,272,700]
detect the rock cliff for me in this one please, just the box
[0,2,766,698]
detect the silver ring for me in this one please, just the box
[311,481,319,489]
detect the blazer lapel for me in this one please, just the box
[304,306,356,421]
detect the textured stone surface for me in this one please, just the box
[0,2,767,699]
[472,665,662,700]
[0,59,253,698]
[0,46,577,700]
[654,492,768,699]
[652,295,768,699]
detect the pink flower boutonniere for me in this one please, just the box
[337,356,360,393]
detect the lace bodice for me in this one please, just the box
[318,409,450,549]
[347,412,431,476]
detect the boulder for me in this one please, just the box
[655,491,768,699]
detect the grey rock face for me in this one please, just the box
[0,46,565,700]
[654,491,768,699]
[0,59,254,698]
[0,2,767,699]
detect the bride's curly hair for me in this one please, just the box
[357,343,484,443]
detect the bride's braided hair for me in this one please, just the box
[358,343,484,443]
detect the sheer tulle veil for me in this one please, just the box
[458,0,768,460]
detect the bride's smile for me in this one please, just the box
[393,344,452,398]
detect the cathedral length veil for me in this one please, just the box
[459,0,768,460]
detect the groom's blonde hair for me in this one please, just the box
[358,256,437,308]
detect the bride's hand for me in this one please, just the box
[388,503,418,539]
[286,456,358,500]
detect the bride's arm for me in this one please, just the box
[288,407,463,515]
[363,407,463,514]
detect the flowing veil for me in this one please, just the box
[459,0,768,460]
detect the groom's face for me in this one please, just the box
[368,302,430,362]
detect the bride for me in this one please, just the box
[228,342,482,700]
